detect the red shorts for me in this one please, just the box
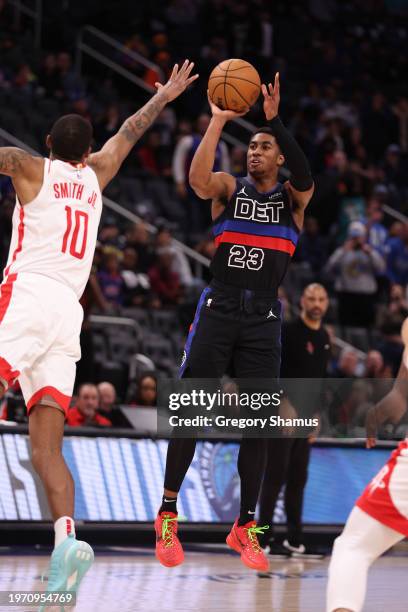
[357,440,408,537]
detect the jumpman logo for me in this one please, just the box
[237,186,248,196]
[267,309,277,319]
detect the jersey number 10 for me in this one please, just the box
[61,206,89,260]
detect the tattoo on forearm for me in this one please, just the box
[0,148,30,176]
[119,92,167,144]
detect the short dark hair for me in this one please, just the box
[50,114,93,161]
[250,126,275,139]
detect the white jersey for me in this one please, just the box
[3,158,102,298]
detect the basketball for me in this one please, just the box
[208,59,261,113]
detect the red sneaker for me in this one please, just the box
[226,519,269,571]
[155,512,184,567]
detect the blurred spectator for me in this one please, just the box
[155,224,193,287]
[294,216,328,275]
[132,373,157,407]
[361,93,398,163]
[172,113,230,238]
[97,381,128,427]
[66,384,112,427]
[125,221,155,272]
[382,144,407,192]
[37,53,59,98]
[95,105,121,146]
[386,224,408,285]
[325,221,386,327]
[121,246,151,307]
[365,198,388,255]
[98,381,117,414]
[144,51,173,89]
[98,218,121,247]
[333,348,359,378]
[13,63,36,94]
[55,52,84,100]
[97,250,125,307]
[137,130,171,176]
[148,248,182,306]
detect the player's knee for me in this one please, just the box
[31,444,62,475]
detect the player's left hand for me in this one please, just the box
[155,60,199,102]
[262,72,280,120]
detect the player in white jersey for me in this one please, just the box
[0,60,197,604]
[326,318,408,612]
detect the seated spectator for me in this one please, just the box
[149,248,182,306]
[137,130,171,177]
[121,246,151,307]
[94,105,121,147]
[97,381,128,427]
[155,224,193,287]
[98,218,121,247]
[386,224,408,286]
[132,373,157,407]
[97,249,125,307]
[66,384,112,427]
[125,221,155,272]
[365,197,388,255]
[37,53,59,98]
[98,381,117,415]
[144,51,173,90]
[325,221,386,327]
[294,216,328,274]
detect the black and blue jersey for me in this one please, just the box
[211,176,300,293]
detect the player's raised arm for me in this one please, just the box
[365,318,408,447]
[0,147,42,180]
[88,60,198,190]
[262,73,314,210]
[189,94,246,201]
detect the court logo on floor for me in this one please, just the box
[199,442,240,521]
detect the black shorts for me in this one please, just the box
[179,279,282,379]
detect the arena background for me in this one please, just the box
[0,0,407,546]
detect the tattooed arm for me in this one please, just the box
[0,147,37,177]
[88,60,198,191]
[0,147,44,204]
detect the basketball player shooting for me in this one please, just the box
[155,73,315,572]
[0,60,197,605]
[326,319,408,612]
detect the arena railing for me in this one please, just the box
[74,26,257,152]
[1,127,405,358]
[0,128,211,278]
[75,25,165,95]
[7,0,42,48]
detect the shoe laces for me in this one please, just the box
[246,524,269,554]
[161,515,179,548]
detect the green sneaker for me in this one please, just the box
[39,534,94,611]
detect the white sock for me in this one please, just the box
[54,516,76,548]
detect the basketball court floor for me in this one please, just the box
[0,545,406,612]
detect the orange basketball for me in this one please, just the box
[208,59,261,113]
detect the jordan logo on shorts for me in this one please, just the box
[267,309,277,319]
